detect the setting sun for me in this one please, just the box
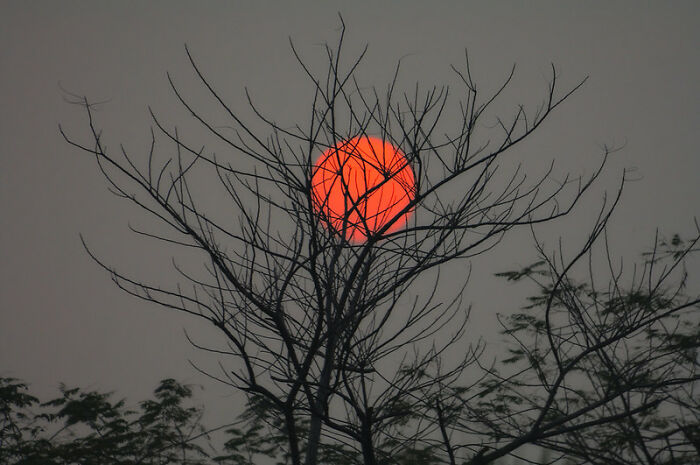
[311,136,415,242]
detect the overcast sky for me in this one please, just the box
[1,1,698,437]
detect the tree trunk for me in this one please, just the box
[360,408,377,465]
[285,407,302,465]
[304,347,334,465]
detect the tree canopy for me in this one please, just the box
[56,21,700,465]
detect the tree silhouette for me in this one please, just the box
[60,21,699,465]
[0,377,212,464]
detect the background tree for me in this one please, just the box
[425,228,699,465]
[0,377,212,465]
[60,22,699,465]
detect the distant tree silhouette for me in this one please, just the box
[0,377,212,464]
[61,19,699,465]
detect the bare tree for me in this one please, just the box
[61,20,698,465]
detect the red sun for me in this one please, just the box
[311,136,415,242]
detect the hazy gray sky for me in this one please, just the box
[1,0,698,435]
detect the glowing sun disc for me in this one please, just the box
[311,136,415,242]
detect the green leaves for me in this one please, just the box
[0,378,211,465]
[1,378,41,464]
[494,260,546,282]
[213,423,275,465]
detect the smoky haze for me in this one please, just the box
[1,0,698,457]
